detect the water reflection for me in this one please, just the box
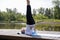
[0,23,26,29]
[0,23,60,31]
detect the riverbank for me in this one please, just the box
[0,21,60,31]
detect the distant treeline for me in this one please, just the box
[0,0,60,22]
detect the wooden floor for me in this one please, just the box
[0,29,60,40]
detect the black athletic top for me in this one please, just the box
[26,5,35,25]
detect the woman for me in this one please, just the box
[21,0,35,35]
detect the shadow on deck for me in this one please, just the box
[0,35,54,40]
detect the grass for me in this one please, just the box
[36,19,60,22]
[35,19,60,31]
[35,23,60,31]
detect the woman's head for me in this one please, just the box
[21,27,26,34]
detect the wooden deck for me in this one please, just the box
[0,29,60,40]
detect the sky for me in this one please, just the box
[0,0,53,14]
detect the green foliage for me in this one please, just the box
[45,8,52,19]
[54,6,60,19]
[0,11,5,21]
[33,13,48,22]
[0,8,48,23]
[52,0,60,19]
[37,7,44,14]
[0,8,26,22]
[33,9,36,16]
[36,23,60,31]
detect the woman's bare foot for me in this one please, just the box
[27,0,30,5]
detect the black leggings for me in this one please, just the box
[26,5,35,25]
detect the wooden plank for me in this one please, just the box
[0,29,60,40]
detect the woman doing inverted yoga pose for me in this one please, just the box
[21,0,35,35]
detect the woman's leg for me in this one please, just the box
[26,0,35,25]
[25,0,35,35]
[26,5,35,25]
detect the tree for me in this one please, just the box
[52,0,60,19]
[13,8,17,13]
[6,8,12,13]
[0,11,5,21]
[6,8,16,21]
[45,8,52,18]
[6,8,9,12]
[38,7,45,15]
[16,13,22,21]
[33,9,36,16]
